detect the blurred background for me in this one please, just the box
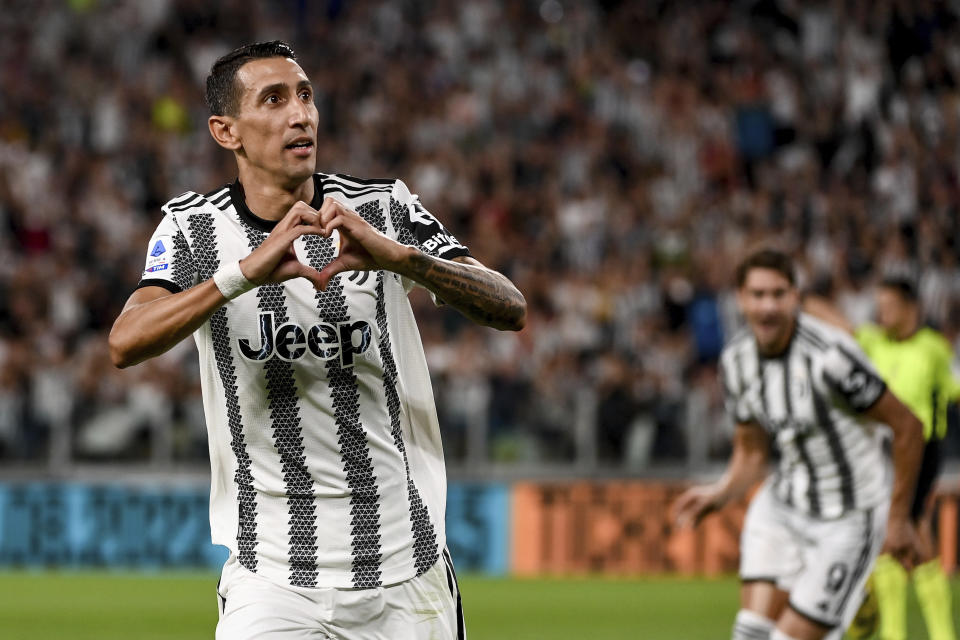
[0,0,959,638]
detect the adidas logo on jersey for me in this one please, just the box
[238,312,373,367]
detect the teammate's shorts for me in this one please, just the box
[910,437,942,522]
[740,482,888,630]
[216,549,464,640]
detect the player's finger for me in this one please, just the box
[319,201,348,228]
[692,503,717,527]
[676,506,704,529]
[321,215,353,238]
[295,263,325,290]
[319,199,363,229]
[673,489,702,512]
[316,255,356,291]
[671,495,702,527]
[286,223,326,244]
[673,507,692,528]
[669,493,693,520]
[293,208,324,231]
[318,197,343,224]
[277,202,318,230]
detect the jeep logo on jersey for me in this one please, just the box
[237,312,373,367]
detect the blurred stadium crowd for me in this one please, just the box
[0,0,958,470]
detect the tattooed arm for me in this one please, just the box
[402,254,526,331]
[315,197,527,332]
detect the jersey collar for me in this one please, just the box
[230,174,325,233]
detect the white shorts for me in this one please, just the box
[740,482,888,630]
[216,550,464,640]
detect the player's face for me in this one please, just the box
[231,57,318,187]
[875,287,910,334]
[737,268,799,356]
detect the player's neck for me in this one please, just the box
[236,167,315,221]
[757,317,796,358]
[891,316,920,341]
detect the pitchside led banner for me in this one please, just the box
[445,483,510,575]
[1,481,955,574]
[0,483,227,568]
[0,482,512,573]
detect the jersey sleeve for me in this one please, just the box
[821,336,887,413]
[719,349,753,424]
[136,202,199,294]
[389,179,471,261]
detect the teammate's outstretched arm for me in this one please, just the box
[863,390,924,568]
[109,203,327,368]
[315,197,526,331]
[672,422,770,527]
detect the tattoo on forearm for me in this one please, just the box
[406,253,526,330]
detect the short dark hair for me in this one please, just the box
[205,40,298,116]
[879,274,919,302]
[735,248,796,288]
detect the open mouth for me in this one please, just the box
[285,139,315,154]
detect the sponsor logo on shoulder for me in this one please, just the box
[421,231,463,253]
[145,234,173,273]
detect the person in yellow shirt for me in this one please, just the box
[807,275,959,640]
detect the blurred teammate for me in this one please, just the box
[109,41,526,639]
[807,276,959,640]
[672,249,924,640]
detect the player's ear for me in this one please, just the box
[208,115,242,151]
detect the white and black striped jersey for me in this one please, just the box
[720,313,891,519]
[137,173,470,589]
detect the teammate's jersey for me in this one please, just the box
[855,324,960,441]
[137,173,470,589]
[720,313,890,519]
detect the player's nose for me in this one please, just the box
[288,99,312,128]
[758,295,781,314]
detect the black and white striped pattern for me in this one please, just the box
[322,174,394,201]
[169,228,196,292]
[442,548,466,640]
[833,509,875,617]
[302,227,384,589]
[720,313,890,519]
[361,200,439,577]
[136,174,466,589]
[186,208,259,572]
[241,224,320,588]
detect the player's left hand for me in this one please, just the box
[314,197,413,290]
[883,516,920,570]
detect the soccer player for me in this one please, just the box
[672,249,924,640]
[808,276,959,640]
[109,41,526,639]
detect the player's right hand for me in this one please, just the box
[883,516,921,571]
[239,201,328,290]
[671,485,723,529]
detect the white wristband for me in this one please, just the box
[213,260,255,300]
